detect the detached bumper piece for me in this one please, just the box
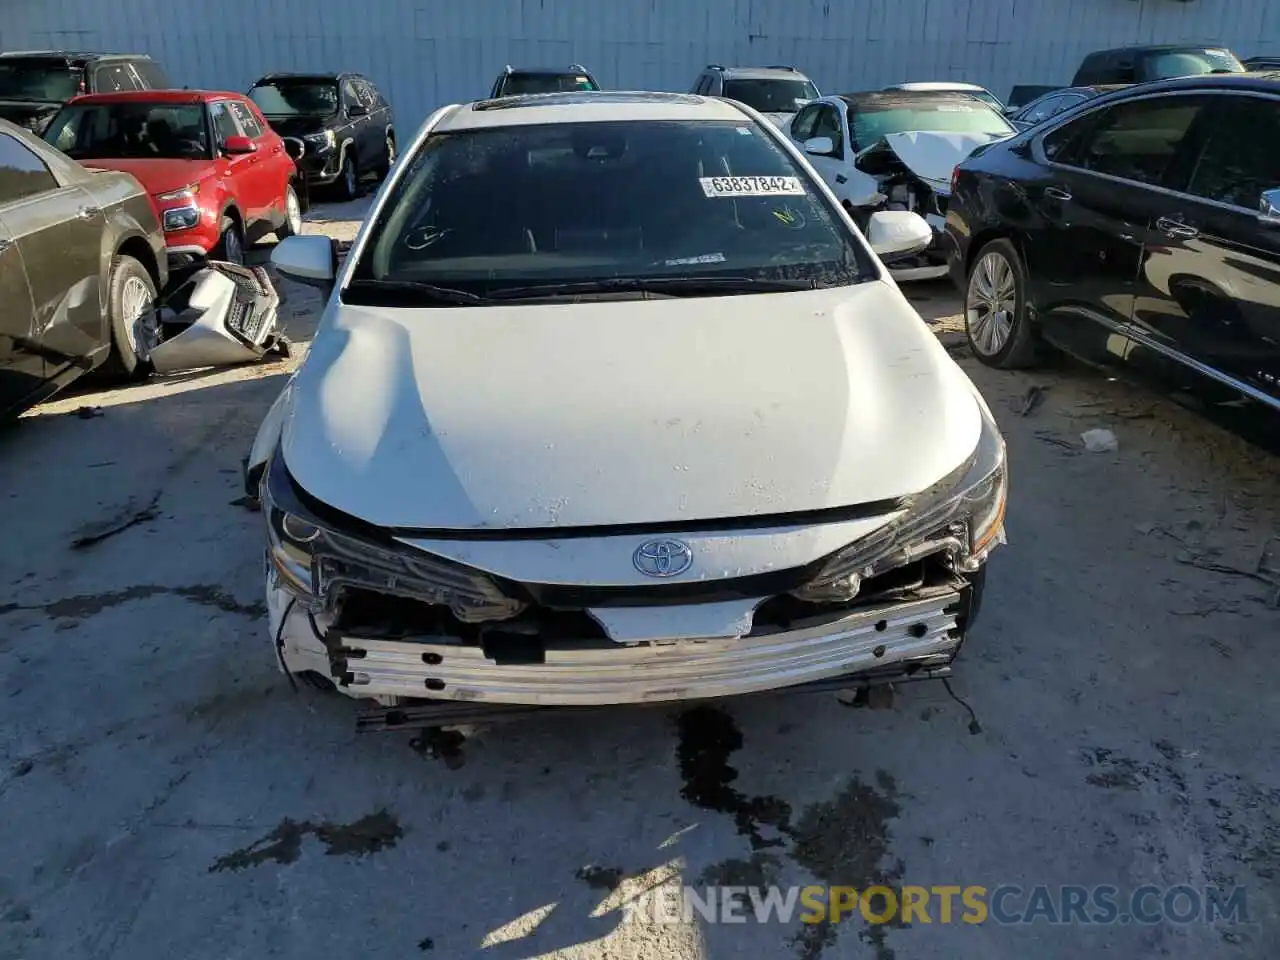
[332,590,964,707]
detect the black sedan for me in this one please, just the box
[945,73,1280,424]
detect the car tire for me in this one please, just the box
[276,184,303,240]
[214,216,245,265]
[964,238,1038,369]
[99,255,158,381]
[337,148,360,200]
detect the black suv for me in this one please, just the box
[0,51,170,133]
[248,72,395,201]
[489,65,599,98]
[1070,45,1245,85]
[946,74,1280,431]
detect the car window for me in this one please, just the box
[500,73,598,96]
[812,105,844,158]
[790,104,820,141]
[249,80,339,117]
[1073,96,1206,185]
[1022,93,1078,124]
[44,102,210,160]
[694,76,710,95]
[130,60,170,88]
[0,59,84,102]
[1185,96,1280,209]
[209,101,242,145]
[721,78,819,114]
[353,79,377,107]
[1142,48,1244,81]
[93,63,141,92]
[228,100,265,138]
[0,132,59,203]
[352,118,874,295]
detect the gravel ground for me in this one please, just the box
[2,197,1278,960]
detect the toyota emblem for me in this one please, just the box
[632,538,694,578]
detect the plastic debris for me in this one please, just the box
[1081,428,1118,453]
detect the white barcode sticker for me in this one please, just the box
[699,175,807,198]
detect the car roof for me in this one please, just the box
[888,81,988,92]
[68,89,245,105]
[255,72,350,82]
[1084,44,1234,58]
[442,91,747,130]
[707,65,809,80]
[836,90,995,108]
[1115,72,1280,93]
[0,50,152,62]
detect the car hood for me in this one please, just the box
[78,157,216,196]
[881,130,1009,194]
[280,283,984,531]
[0,99,60,132]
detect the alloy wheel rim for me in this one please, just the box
[966,251,1017,356]
[286,189,302,234]
[120,275,156,360]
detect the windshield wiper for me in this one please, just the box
[343,279,490,306]
[488,276,818,301]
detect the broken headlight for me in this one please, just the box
[793,400,1006,604]
[261,451,525,623]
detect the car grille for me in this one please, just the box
[211,263,278,345]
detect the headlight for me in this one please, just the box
[156,183,199,202]
[793,401,1007,603]
[304,130,336,151]
[161,205,200,232]
[261,451,525,623]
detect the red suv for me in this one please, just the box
[42,89,302,266]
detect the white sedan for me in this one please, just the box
[248,90,1007,714]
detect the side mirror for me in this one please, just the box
[347,103,368,117]
[223,135,257,154]
[1260,188,1280,227]
[803,136,835,157]
[865,211,933,263]
[272,235,337,291]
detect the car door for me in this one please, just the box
[340,78,373,168]
[1026,93,1213,346]
[0,130,104,370]
[1128,92,1280,406]
[791,102,847,193]
[227,98,286,225]
[209,99,262,222]
[0,208,41,411]
[353,79,385,153]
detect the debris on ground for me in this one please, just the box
[70,490,162,549]
[1081,428,1118,453]
[1035,431,1079,452]
[1018,385,1047,417]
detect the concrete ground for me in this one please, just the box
[2,197,1278,960]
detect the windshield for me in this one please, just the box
[350,118,873,300]
[0,60,83,102]
[248,80,339,116]
[1144,48,1245,80]
[851,99,1014,147]
[44,102,210,160]
[501,74,598,96]
[721,79,819,114]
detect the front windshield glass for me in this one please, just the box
[351,118,873,298]
[248,80,339,116]
[502,74,598,96]
[1145,48,1245,80]
[852,99,1014,147]
[44,103,210,160]
[0,61,82,102]
[722,79,819,114]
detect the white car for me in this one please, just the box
[789,92,1017,280]
[884,82,1005,112]
[248,91,1007,715]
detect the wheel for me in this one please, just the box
[337,148,359,200]
[276,184,303,240]
[99,255,158,380]
[379,133,396,179]
[964,238,1038,368]
[214,216,245,265]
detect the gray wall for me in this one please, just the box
[4,0,1280,130]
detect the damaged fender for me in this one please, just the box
[244,381,294,499]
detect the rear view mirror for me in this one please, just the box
[1260,187,1280,227]
[865,211,933,263]
[272,235,337,292]
[803,136,835,157]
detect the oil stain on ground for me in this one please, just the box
[675,706,904,960]
[208,809,404,872]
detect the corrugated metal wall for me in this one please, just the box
[4,0,1280,130]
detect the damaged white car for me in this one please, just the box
[246,91,1006,721]
[789,91,1016,280]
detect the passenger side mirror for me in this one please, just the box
[803,136,835,157]
[864,211,933,263]
[272,235,338,292]
[1260,188,1280,227]
[223,135,257,154]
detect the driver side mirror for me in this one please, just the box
[1260,188,1280,227]
[803,136,836,157]
[222,135,257,154]
[347,103,368,117]
[864,211,933,264]
[272,235,338,293]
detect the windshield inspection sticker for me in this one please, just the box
[665,252,727,266]
[699,176,806,198]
